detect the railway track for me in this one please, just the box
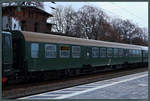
[2,66,147,99]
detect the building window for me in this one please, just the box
[21,20,26,31]
[72,46,81,58]
[34,22,39,32]
[92,47,99,58]
[31,43,39,58]
[60,46,70,58]
[45,44,56,58]
[23,10,25,17]
[100,48,106,57]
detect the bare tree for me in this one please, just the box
[50,5,109,39]
[50,5,77,36]
[63,6,77,36]
[111,18,148,45]
[49,4,148,46]
[50,5,65,33]
[74,5,108,39]
[137,27,148,45]
[141,28,148,42]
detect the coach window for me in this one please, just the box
[129,49,132,57]
[143,50,146,57]
[143,50,148,57]
[137,50,139,57]
[60,46,70,58]
[123,49,126,56]
[135,50,137,57]
[119,49,123,57]
[72,46,81,58]
[114,48,119,57]
[31,43,39,58]
[146,50,148,57]
[100,48,106,57]
[92,47,99,58]
[135,50,138,57]
[124,49,128,56]
[137,50,140,57]
[107,48,113,57]
[132,50,135,57]
[133,50,136,57]
[45,44,56,58]
[138,50,141,57]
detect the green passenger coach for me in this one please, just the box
[2,30,148,83]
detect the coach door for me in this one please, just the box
[85,47,91,59]
[83,46,91,67]
[12,32,25,70]
[2,32,13,73]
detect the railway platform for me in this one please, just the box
[19,71,148,99]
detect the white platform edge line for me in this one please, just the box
[54,74,148,99]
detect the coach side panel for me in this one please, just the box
[25,41,143,72]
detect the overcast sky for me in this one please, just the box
[44,2,148,29]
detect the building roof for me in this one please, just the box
[2,5,53,17]
[22,31,148,50]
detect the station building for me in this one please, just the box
[2,5,53,33]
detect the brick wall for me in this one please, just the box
[2,6,52,33]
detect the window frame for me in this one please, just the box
[92,47,99,58]
[114,48,119,57]
[60,45,70,58]
[31,43,39,58]
[100,48,107,58]
[118,48,124,57]
[72,46,81,58]
[45,44,57,58]
[107,48,113,57]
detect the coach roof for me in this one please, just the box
[22,31,148,50]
